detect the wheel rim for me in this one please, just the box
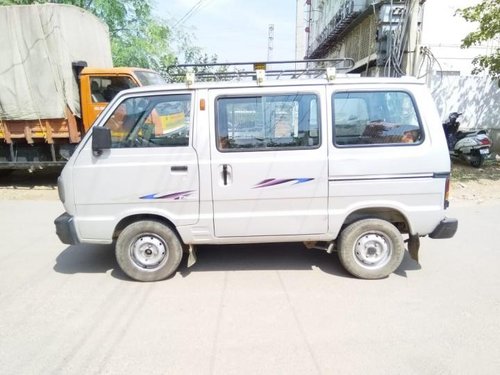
[129,233,169,270]
[353,231,393,270]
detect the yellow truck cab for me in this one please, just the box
[79,67,166,132]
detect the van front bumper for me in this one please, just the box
[429,217,458,239]
[54,213,79,245]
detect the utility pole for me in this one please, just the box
[409,0,425,77]
[295,0,305,60]
[268,24,274,61]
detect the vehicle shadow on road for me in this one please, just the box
[179,243,353,278]
[394,252,422,277]
[179,243,421,279]
[53,243,350,280]
[53,243,421,281]
[53,244,129,281]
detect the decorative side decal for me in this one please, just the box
[253,178,314,189]
[140,190,195,200]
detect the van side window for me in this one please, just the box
[216,94,320,151]
[103,94,191,148]
[333,91,422,146]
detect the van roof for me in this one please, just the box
[161,59,424,90]
[118,75,424,94]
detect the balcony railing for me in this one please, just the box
[307,0,369,58]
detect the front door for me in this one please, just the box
[72,92,199,237]
[209,87,328,237]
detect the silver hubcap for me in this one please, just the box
[354,232,392,269]
[130,234,168,269]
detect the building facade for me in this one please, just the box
[299,0,423,77]
[297,0,500,132]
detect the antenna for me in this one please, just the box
[268,24,274,61]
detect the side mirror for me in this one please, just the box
[92,126,111,156]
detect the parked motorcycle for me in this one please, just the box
[442,112,492,168]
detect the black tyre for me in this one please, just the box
[470,155,484,168]
[338,219,405,279]
[116,220,183,282]
[0,170,13,178]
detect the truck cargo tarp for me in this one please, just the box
[0,4,113,121]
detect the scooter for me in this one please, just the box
[442,112,492,168]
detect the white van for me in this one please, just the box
[55,62,457,281]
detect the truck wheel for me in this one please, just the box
[116,220,183,282]
[0,170,13,178]
[338,219,405,279]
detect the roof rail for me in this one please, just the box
[166,58,355,82]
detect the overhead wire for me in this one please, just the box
[417,46,443,89]
[173,0,209,28]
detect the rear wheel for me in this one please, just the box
[338,219,405,279]
[116,220,183,282]
[470,155,484,168]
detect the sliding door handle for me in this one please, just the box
[171,165,188,172]
[220,164,232,186]
[222,164,228,185]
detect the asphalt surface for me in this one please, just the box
[0,199,499,374]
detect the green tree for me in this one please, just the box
[0,0,213,73]
[164,30,224,82]
[457,0,500,83]
[87,0,176,70]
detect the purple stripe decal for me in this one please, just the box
[140,190,195,200]
[253,178,314,188]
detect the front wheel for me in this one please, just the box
[116,220,183,282]
[338,219,405,279]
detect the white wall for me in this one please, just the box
[430,75,500,130]
[421,0,499,138]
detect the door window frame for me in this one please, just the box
[214,92,322,153]
[87,91,195,149]
[331,89,425,148]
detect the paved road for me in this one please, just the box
[0,199,499,375]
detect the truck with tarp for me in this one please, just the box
[0,3,165,171]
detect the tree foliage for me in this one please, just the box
[457,0,500,82]
[0,0,215,75]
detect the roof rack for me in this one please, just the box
[166,58,355,83]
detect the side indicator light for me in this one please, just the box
[444,176,450,209]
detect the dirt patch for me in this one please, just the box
[451,179,500,202]
[1,160,500,202]
[450,158,500,203]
